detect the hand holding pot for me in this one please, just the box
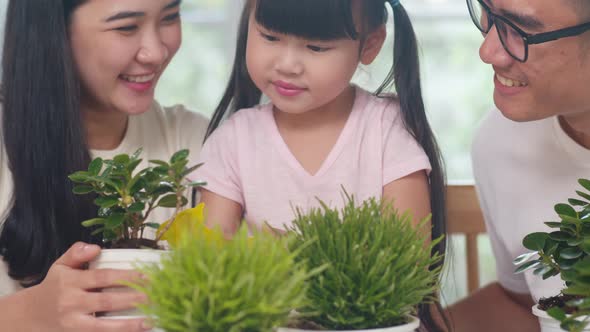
[29,242,151,332]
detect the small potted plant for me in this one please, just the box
[129,222,311,332]
[68,148,204,317]
[514,179,590,332]
[279,196,444,332]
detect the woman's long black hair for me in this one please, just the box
[0,0,99,287]
[206,0,448,330]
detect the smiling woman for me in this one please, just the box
[70,0,182,120]
[0,0,208,331]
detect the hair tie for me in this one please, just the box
[388,0,401,8]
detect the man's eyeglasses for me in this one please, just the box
[466,0,590,62]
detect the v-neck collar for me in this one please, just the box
[90,109,140,159]
[262,86,367,179]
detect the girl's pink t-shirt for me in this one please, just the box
[196,87,431,230]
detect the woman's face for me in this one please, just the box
[69,0,182,115]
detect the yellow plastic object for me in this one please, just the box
[158,203,290,248]
[157,203,224,247]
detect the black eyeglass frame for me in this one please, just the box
[467,0,590,62]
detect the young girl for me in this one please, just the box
[200,0,445,241]
[197,0,447,328]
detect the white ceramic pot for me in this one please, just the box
[100,316,164,332]
[89,248,165,270]
[533,305,590,332]
[90,249,165,318]
[277,316,420,332]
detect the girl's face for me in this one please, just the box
[69,0,182,115]
[245,8,384,115]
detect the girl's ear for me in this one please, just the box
[360,25,386,65]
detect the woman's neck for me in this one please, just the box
[82,105,129,151]
[273,86,356,131]
[559,112,590,150]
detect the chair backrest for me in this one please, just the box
[446,184,487,294]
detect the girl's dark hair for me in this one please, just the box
[206,0,448,330]
[0,0,99,287]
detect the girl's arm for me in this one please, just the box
[382,170,431,233]
[200,189,243,238]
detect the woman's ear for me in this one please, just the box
[360,25,386,65]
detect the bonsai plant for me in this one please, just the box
[68,148,204,249]
[68,148,204,318]
[280,196,444,332]
[129,222,311,332]
[514,178,590,332]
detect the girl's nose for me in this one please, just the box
[274,47,304,76]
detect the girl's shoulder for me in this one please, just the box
[205,103,273,143]
[228,102,273,122]
[216,103,273,132]
[353,86,401,124]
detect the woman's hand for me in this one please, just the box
[26,242,151,332]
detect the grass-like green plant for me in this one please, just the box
[68,148,203,248]
[514,179,590,332]
[130,224,311,332]
[287,196,444,330]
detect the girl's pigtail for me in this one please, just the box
[205,1,262,141]
[378,3,450,330]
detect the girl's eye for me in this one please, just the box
[307,45,329,52]
[114,25,137,32]
[163,12,180,23]
[260,32,279,42]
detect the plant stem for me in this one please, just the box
[154,187,184,242]
[540,253,561,273]
[143,202,156,224]
[131,214,142,239]
[123,224,130,240]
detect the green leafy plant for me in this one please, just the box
[68,148,204,249]
[514,179,590,332]
[130,224,310,332]
[287,196,444,330]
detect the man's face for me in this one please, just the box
[478,0,590,122]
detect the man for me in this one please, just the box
[447,0,590,331]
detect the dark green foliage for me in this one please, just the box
[68,149,203,248]
[288,196,444,330]
[514,179,590,332]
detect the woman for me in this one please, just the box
[0,0,208,331]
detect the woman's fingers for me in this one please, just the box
[78,315,151,332]
[84,290,148,314]
[36,245,153,332]
[53,242,101,269]
[76,268,145,290]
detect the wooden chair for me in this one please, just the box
[446,184,487,294]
